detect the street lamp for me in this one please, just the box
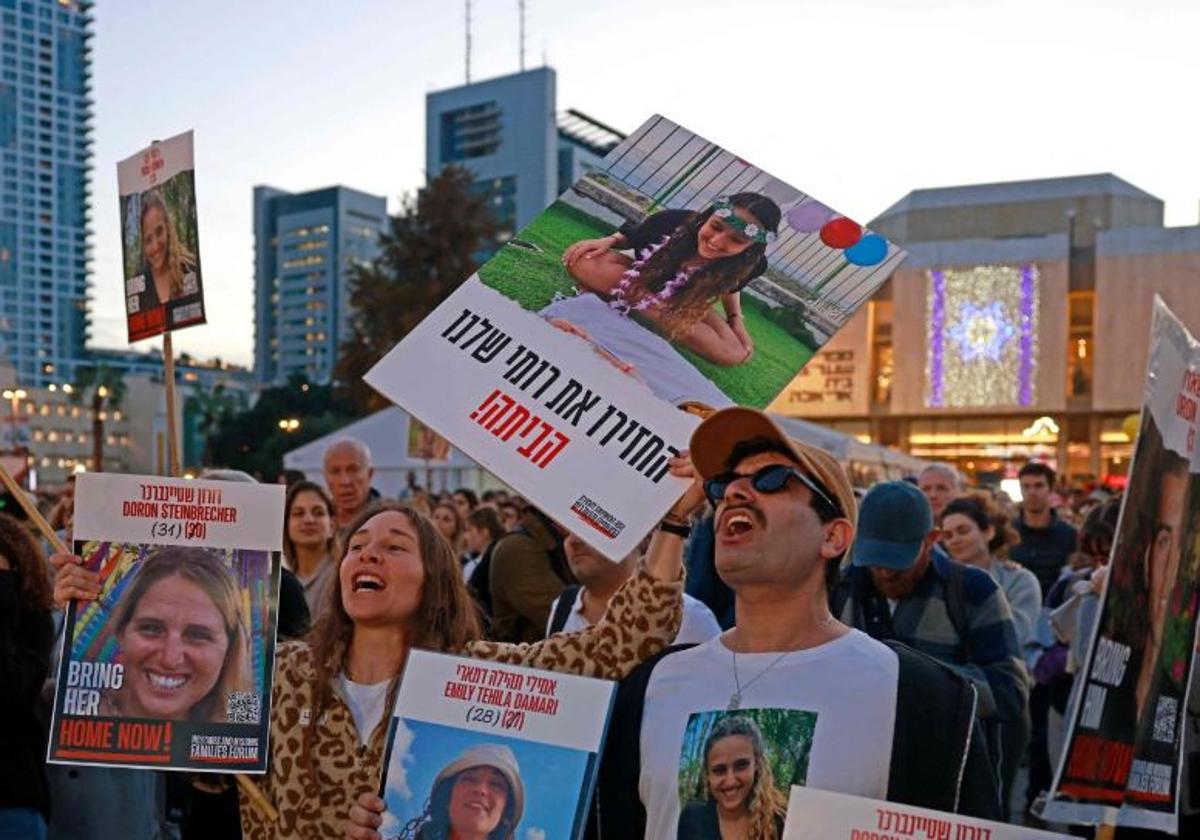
[2,388,26,450]
[278,418,301,433]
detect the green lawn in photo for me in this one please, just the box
[478,202,814,407]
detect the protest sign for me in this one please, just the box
[46,473,284,773]
[377,650,615,840]
[366,114,904,559]
[118,130,206,343]
[407,416,452,462]
[783,787,1071,839]
[1041,297,1200,833]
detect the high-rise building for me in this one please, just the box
[0,0,92,388]
[425,67,623,252]
[253,185,387,386]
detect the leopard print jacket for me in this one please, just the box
[239,564,683,839]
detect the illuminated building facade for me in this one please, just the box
[769,174,1200,486]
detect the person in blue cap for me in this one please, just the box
[831,480,1031,813]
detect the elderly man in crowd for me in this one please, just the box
[917,461,962,521]
[322,438,376,537]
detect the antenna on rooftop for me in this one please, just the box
[465,0,472,83]
[519,0,526,71]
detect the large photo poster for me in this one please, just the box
[366,115,904,560]
[377,650,615,840]
[46,473,284,773]
[1043,297,1200,833]
[118,130,206,342]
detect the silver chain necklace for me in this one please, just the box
[727,615,838,711]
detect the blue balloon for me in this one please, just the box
[844,233,888,267]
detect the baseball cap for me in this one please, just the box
[689,407,856,526]
[852,481,934,570]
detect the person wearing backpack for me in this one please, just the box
[831,481,1031,808]
[593,410,1002,840]
[546,532,720,643]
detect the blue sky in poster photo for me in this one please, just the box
[379,718,591,840]
[89,0,1200,366]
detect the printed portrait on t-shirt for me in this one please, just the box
[676,708,817,840]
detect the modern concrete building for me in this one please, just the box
[252,185,387,386]
[768,173,1200,487]
[425,67,622,250]
[0,0,93,387]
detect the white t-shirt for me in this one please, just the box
[546,589,722,645]
[337,674,391,746]
[640,629,899,840]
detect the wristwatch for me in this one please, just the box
[658,517,691,538]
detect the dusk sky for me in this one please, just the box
[89,0,1200,367]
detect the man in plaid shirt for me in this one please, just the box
[832,481,1030,806]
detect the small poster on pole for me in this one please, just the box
[46,473,284,773]
[782,786,1071,839]
[1041,297,1200,834]
[118,130,206,342]
[377,650,615,840]
[366,114,904,560]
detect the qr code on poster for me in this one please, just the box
[226,691,261,724]
[1153,696,1178,743]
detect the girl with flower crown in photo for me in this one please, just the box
[559,192,781,367]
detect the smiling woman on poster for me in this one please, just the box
[398,744,525,840]
[100,547,250,723]
[561,193,781,366]
[678,716,787,840]
[137,189,198,311]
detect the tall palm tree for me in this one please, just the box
[69,365,126,472]
[187,383,242,467]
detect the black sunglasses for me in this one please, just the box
[703,464,841,518]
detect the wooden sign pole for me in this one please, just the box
[0,462,67,553]
[162,330,181,477]
[160,331,275,821]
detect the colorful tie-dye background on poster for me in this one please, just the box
[68,541,275,700]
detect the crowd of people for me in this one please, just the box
[0,411,1196,839]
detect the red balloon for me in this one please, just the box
[819,217,862,249]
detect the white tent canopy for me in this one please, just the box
[282,407,499,497]
[283,407,927,500]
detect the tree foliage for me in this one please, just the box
[69,364,126,472]
[186,383,245,468]
[206,374,359,480]
[335,166,498,410]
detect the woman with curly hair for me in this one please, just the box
[398,745,523,840]
[678,715,787,840]
[52,488,695,840]
[0,512,55,838]
[560,193,781,367]
[939,495,1040,813]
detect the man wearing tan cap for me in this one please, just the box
[595,407,1002,839]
